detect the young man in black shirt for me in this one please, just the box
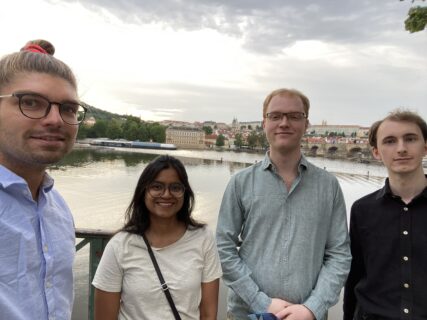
[343,110,427,320]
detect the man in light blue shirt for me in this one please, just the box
[216,88,351,320]
[0,40,86,319]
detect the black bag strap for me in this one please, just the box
[142,233,182,320]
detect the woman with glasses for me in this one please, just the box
[93,155,222,320]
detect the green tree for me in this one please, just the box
[202,126,213,135]
[216,134,225,147]
[405,6,427,32]
[106,120,123,139]
[123,121,140,141]
[258,132,269,149]
[77,124,89,139]
[247,131,258,149]
[90,120,108,138]
[234,133,244,148]
[401,0,427,32]
[147,123,166,142]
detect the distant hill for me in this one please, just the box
[84,104,126,121]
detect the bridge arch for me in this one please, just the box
[309,145,319,156]
[327,146,338,156]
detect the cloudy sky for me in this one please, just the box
[1,0,426,126]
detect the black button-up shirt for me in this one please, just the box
[344,177,427,320]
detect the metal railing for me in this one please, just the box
[75,228,114,320]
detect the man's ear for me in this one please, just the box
[372,146,382,161]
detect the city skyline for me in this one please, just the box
[1,0,426,126]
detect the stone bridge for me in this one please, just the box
[301,141,372,160]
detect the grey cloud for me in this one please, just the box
[56,0,410,54]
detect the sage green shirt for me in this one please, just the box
[216,154,351,320]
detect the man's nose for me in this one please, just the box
[396,139,407,153]
[42,104,64,125]
[278,115,290,126]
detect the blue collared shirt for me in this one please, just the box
[0,165,75,320]
[216,154,351,320]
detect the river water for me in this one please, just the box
[48,146,391,320]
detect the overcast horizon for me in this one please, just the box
[1,0,426,126]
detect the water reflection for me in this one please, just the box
[50,148,157,169]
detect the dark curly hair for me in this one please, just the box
[123,155,204,235]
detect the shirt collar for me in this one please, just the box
[0,164,54,192]
[262,151,308,172]
[376,178,392,199]
[376,175,427,200]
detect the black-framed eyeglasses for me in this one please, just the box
[147,182,185,198]
[265,112,306,122]
[0,92,87,125]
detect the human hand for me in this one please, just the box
[274,304,315,320]
[267,298,293,314]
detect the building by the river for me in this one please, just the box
[165,126,205,149]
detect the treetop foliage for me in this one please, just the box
[401,0,427,32]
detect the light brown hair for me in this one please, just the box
[0,39,77,92]
[262,88,310,118]
[368,109,427,148]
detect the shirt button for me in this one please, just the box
[403,256,409,261]
[403,308,409,314]
[403,230,408,235]
[404,283,410,288]
[403,207,408,211]
[46,281,52,288]
[43,245,48,252]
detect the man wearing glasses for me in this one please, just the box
[0,40,86,320]
[216,88,351,320]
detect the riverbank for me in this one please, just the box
[75,140,383,167]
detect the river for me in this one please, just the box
[48,146,391,320]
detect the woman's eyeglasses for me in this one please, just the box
[147,182,185,198]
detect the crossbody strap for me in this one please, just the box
[142,234,182,320]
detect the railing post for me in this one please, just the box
[75,228,114,320]
[88,237,110,320]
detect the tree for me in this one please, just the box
[123,121,140,141]
[234,133,244,148]
[77,124,89,139]
[401,0,427,32]
[90,120,108,138]
[147,123,166,142]
[106,120,122,139]
[202,126,213,135]
[216,134,225,147]
[405,6,427,32]
[247,131,258,149]
[258,132,269,149]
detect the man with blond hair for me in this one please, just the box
[217,88,351,320]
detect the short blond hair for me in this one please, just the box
[262,88,310,118]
